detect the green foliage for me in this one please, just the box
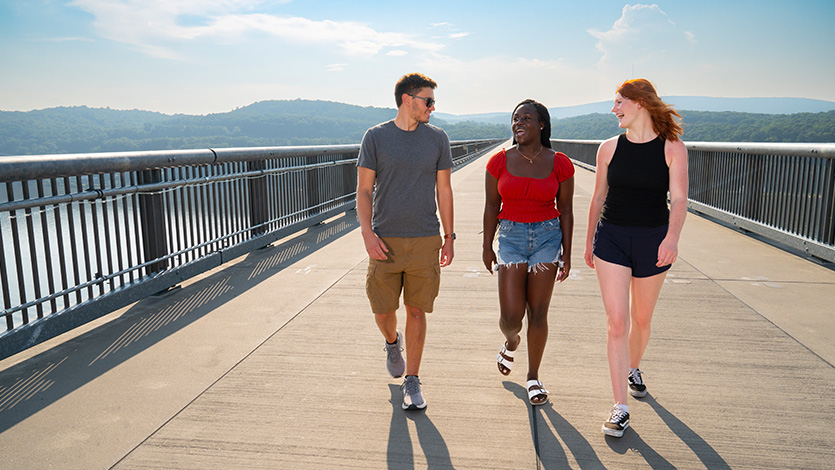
[551,110,835,142]
[2,101,831,155]
[0,100,509,155]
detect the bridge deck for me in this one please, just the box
[1,148,833,469]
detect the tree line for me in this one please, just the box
[1,101,832,156]
[550,110,835,143]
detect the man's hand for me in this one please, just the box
[363,230,388,260]
[440,239,454,267]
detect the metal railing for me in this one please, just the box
[0,139,504,359]
[552,139,835,262]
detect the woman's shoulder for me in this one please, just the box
[488,147,507,161]
[602,134,622,147]
[664,137,686,150]
[664,138,687,165]
[486,148,507,174]
[595,135,621,165]
[550,150,575,179]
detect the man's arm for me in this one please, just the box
[436,168,454,267]
[357,166,388,260]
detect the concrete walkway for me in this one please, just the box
[1,147,834,469]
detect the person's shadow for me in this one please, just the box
[386,384,455,469]
[604,394,731,469]
[504,381,605,469]
[643,395,731,469]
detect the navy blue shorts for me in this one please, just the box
[592,220,670,278]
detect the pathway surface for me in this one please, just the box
[1,147,833,469]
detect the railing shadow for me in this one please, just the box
[386,383,454,470]
[503,381,604,469]
[0,211,360,434]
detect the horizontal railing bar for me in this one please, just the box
[0,159,357,213]
[684,141,835,158]
[0,140,491,183]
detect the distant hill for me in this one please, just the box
[2,97,833,155]
[550,110,835,142]
[435,96,835,124]
[0,100,509,155]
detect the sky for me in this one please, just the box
[1,0,834,116]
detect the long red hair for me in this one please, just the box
[618,79,683,141]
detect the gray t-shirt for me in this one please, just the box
[358,120,453,237]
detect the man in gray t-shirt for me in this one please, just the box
[357,73,454,411]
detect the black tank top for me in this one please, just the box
[600,134,670,227]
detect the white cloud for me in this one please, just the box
[326,63,347,72]
[69,0,444,59]
[418,54,606,115]
[449,32,469,39]
[685,31,696,44]
[588,3,693,75]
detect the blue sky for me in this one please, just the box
[1,0,833,116]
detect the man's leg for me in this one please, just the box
[403,305,426,376]
[374,310,398,344]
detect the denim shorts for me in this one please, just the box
[592,220,670,278]
[496,218,563,273]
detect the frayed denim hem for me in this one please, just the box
[496,261,559,274]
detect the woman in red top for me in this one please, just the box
[483,99,575,405]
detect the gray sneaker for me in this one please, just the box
[385,331,405,378]
[401,375,426,410]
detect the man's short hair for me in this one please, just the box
[394,73,438,107]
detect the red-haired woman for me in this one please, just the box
[584,79,688,437]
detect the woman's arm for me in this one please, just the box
[556,176,575,282]
[657,139,688,267]
[584,136,617,269]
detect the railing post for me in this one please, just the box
[306,155,321,219]
[744,154,763,220]
[249,161,268,237]
[137,169,168,274]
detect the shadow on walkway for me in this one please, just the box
[602,395,731,469]
[505,381,604,469]
[386,383,454,470]
[0,213,359,434]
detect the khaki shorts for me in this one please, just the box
[366,235,442,314]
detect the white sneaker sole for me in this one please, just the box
[629,388,647,398]
[602,421,629,437]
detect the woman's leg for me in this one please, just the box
[628,272,667,368]
[594,256,633,406]
[524,264,558,381]
[497,264,528,352]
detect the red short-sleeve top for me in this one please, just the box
[486,148,575,223]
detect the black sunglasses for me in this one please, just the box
[408,94,435,108]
